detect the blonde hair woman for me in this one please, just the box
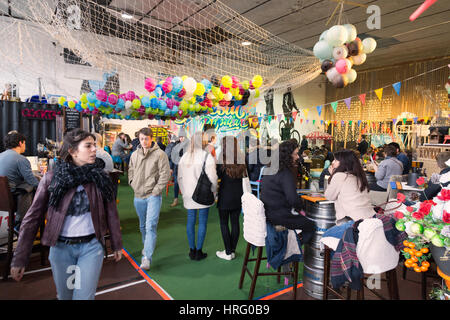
[178,132,218,260]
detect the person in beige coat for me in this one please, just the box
[128,127,171,270]
[323,149,376,241]
[178,131,218,261]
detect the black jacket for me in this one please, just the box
[216,164,243,210]
[357,140,368,155]
[246,147,265,182]
[260,168,303,227]
[419,167,450,201]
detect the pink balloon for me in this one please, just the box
[145,78,157,92]
[220,85,229,94]
[335,59,349,74]
[125,91,136,101]
[108,94,118,105]
[96,89,107,102]
[178,110,183,116]
[166,99,174,109]
[162,82,173,94]
[178,88,186,98]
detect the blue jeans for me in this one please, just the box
[173,174,179,199]
[134,195,163,262]
[322,220,354,240]
[48,238,104,300]
[187,208,209,250]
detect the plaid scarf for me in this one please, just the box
[48,158,113,208]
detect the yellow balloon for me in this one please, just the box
[58,96,66,105]
[221,75,232,88]
[189,97,196,104]
[211,86,220,96]
[252,75,263,88]
[68,101,75,109]
[194,83,205,96]
[181,75,188,81]
[81,103,88,109]
[80,94,87,103]
[217,91,224,100]
[242,80,250,90]
[255,89,260,98]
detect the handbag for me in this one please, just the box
[242,170,252,194]
[192,153,215,206]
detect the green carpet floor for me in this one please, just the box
[116,176,304,300]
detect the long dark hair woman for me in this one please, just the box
[323,149,376,240]
[215,136,247,260]
[10,129,123,300]
[260,139,314,244]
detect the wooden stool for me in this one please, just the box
[322,246,399,300]
[238,242,299,300]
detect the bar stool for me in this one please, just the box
[238,241,299,300]
[322,245,399,300]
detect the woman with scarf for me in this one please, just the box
[10,129,123,300]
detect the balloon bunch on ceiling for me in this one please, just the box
[313,24,377,88]
[58,75,263,120]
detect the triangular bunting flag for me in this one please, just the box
[413,117,418,124]
[392,118,397,125]
[402,118,407,125]
[341,120,345,126]
[374,88,383,101]
[357,120,361,127]
[320,120,323,125]
[344,97,352,109]
[392,82,401,96]
[306,120,309,124]
[300,119,303,124]
[292,111,298,121]
[331,101,338,113]
[316,105,323,116]
[313,120,316,125]
[359,94,366,105]
[349,120,353,126]
[258,117,262,124]
[278,115,283,123]
[303,109,309,118]
[268,116,272,123]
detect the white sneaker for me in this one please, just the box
[140,256,150,270]
[231,252,236,259]
[142,249,145,256]
[216,250,233,261]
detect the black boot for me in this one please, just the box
[195,249,207,261]
[189,248,197,260]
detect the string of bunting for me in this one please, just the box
[254,64,447,126]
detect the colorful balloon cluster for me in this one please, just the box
[58,75,263,120]
[313,24,376,88]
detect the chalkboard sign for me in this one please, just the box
[64,108,81,132]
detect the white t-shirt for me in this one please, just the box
[60,185,95,237]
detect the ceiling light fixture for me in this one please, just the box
[242,41,252,46]
[121,12,133,19]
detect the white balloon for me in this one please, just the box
[326,67,341,83]
[325,25,348,47]
[345,58,353,70]
[125,100,132,110]
[313,40,334,60]
[207,92,215,100]
[346,69,357,83]
[352,53,367,65]
[184,77,197,94]
[333,45,348,60]
[343,24,357,43]
[319,30,328,41]
[224,92,232,101]
[362,37,377,54]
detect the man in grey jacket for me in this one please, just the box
[370,144,403,191]
[0,132,40,231]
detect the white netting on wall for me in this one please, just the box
[0,0,321,99]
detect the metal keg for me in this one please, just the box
[302,200,336,300]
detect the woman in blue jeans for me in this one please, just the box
[10,129,123,300]
[178,132,218,260]
[323,150,376,243]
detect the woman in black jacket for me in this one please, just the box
[216,136,246,260]
[260,140,314,244]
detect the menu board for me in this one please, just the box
[64,108,81,131]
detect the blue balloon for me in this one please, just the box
[201,79,212,92]
[172,106,178,113]
[150,98,159,109]
[141,96,151,107]
[117,98,125,109]
[63,101,68,107]
[164,109,171,116]
[172,77,183,93]
[159,100,167,110]
[75,105,83,112]
[95,100,102,108]
[87,91,96,103]
[154,87,163,98]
